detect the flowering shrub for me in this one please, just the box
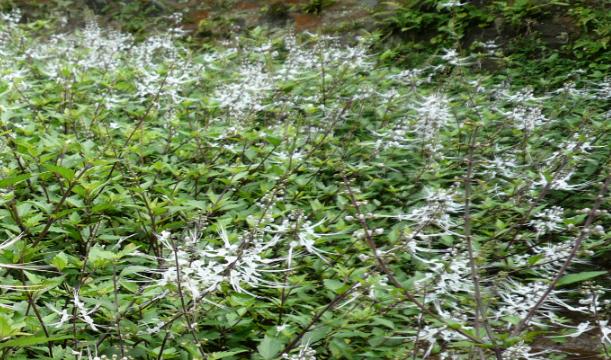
[0,8,610,360]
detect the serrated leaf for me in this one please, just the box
[51,252,68,271]
[258,336,282,360]
[323,279,344,293]
[88,246,115,263]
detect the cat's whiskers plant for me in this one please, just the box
[3,7,611,360]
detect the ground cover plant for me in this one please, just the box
[1,6,611,360]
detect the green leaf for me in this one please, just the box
[549,336,568,343]
[232,171,248,182]
[209,350,248,359]
[51,252,68,271]
[1,110,14,122]
[528,254,543,266]
[153,161,165,171]
[451,341,494,348]
[501,316,522,326]
[306,326,329,344]
[330,337,348,358]
[88,245,116,264]
[258,335,282,360]
[23,271,41,284]
[183,200,209,210]
[373,317,395,329]
[53,207,85,219]
[502,336,521,348]
[266,135,283,146]
[0,335,72,348]
[0,316,12,338]
[556,271,608,286]
[310,199,322,212]
[45,165,74,182]
[323,279,344,293]
[0,174,33,188]
[118,280,139,293]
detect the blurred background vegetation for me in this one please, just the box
[3,0,611,90]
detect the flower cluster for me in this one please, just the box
[45,291,102,331]
[148,227,285,301]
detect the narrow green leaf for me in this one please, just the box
[0,174,33,188]
[556,271,608,286]
[373,317,395,329]
[528,254,543,267]
[0,316,12,338]
[209,350,248,359]
[183,200,209,210]
[0,335,72,348]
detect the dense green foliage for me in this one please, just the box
[0,4,611,360]
[374,0,611,81]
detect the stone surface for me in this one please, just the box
[532,333,604,358]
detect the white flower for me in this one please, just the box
[377,187,463,232]
[437,0,469,8]
[276,323,289,334]
[268,217,341,265]
[551,321,593,338]
[283,337,317,360]
[502,341,552,360]
[45,303,72,328]
[73,291,102,331]
[497,106,550,132]
[272,151,304,163]
[528,206,565,238]
[294,218,339,264]
[438,48,473,66]
[532,171,592,191]
[45,291,102,331]
[600,320,611,344]
[150,226,286,302]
